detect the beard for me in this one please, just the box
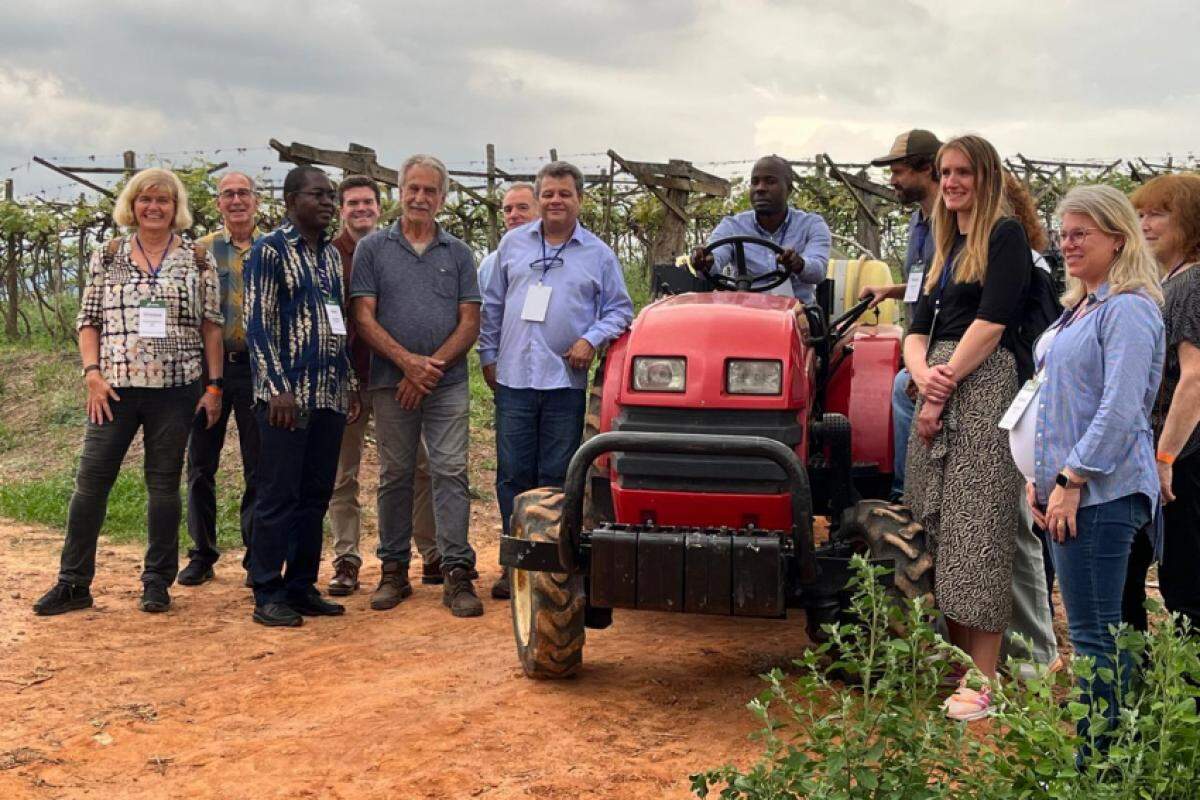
[896,184,927,205]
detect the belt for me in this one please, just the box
[226,351,250,365]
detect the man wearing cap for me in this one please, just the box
[690,155,832,302]
[858,129,942,501]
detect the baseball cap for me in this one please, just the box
[871,130,943,167]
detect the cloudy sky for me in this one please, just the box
[2,0,1197,197]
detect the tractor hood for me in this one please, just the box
[618,292,809,409]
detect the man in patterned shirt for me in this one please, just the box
[245,165,361,627]
[179,172,263,588]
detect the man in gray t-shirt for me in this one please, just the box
[350,154,484,618]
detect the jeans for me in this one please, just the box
[185,361,258,569]
[328,402,438,567]
[1051,493,1152,745]
[1124,450,1200,632]
[494,385,586,537]
[58,384,200,587]
[890,368,914,499]
[372,381,475,570]
[249,405,345,606]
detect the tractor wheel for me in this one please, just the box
[510,488,586,679]
[840,499,935,606]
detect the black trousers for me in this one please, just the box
[249,405,345,606]
[185,360,258,568]
[58,384,200,587]
[1123,450,1200,632]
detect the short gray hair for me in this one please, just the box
[400,154,450,196]
[505,181,537,198]
[535,161,584,198]
[219,171,257,191]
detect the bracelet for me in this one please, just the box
[1157,451,1176,466]
[205,384,223,396]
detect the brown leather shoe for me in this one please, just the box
[327,559,359,597]
[443,566,484,617]
[371,560,412,610]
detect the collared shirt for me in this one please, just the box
[350,222,480,390]
[903,208,935,318]
[197,227,262,353]
[332,228,372,385]
[478,220,634,391]
[477,250,497,294]
[1032,284,1164,518]
[77,237,222,388]
[707,208,832,302]
[244,219,354,413]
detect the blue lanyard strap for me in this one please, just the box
[134,233,174,281]
[911,219,929,265]
[531,224,571,280]
[307,239,334,298]
[1035,294,1103,373]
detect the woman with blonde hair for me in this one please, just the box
[33,168,224,617]
[1125,173,1200,633]
[1020,184,1163,754]
[904,134,1033,720]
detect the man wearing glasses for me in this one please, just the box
[478,161,634,599]
[351,155,485,618]
[245,166,360,627]
[179,172,263,588]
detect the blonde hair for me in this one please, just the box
[1056,185,1163,306]
[925,135,1011,292]
[112,168,193,230]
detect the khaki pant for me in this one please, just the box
[328,403,437,566]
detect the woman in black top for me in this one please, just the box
[1125,174,1200,631]
[903,135,1032,720]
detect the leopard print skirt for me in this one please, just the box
[904,341,1022,633]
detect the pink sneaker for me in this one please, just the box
[939,663,969,690]
[944,685,992,722]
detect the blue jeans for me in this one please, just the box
[495,386,586,537]
[1050,493,1152,747]
[890,368,914,498]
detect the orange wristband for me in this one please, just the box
[205,384,223,396]
[1157,451,1176,466]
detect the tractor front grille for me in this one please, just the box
[611,407,803,493]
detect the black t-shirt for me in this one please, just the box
[909,218,1032,355]
[1155,264,1200,459]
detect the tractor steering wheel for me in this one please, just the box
[702,235,792,293]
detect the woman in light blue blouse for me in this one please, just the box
[1011,185,1164,754]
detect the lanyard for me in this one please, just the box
[134,233,173,281]
[306,238,334,299]
[759,213,792,247]
[923,252,958,357]
[1035,294,1105,373]
[533,224,571,282]
[911,218,930,266]
[1165,261,1192,282]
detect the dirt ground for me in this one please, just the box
[0,512,814,799]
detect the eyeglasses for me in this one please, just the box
[1059,228,1099,246]
[218,189,256,201]
[292,189,337,201]
[530,256,565,273]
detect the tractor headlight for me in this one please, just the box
[632,357,686,392]
[726,359,782,395]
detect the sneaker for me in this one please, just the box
[940,662,969,690]
[177,560,214,586]
[253,602,303,627]
[443,566,484,618]
[288,590,345,617]
[491,571,511,600]
[944,685,993,722]
[327,559,360,597]
[139,583,171,613]
[32,582,93,616]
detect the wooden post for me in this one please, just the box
[123,150,137,177]
[549,148,558,162]
[603,157,616,246]
[648,159,692,269]
[4,178,18,338]
[486,143,499,250]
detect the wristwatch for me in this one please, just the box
[205,377,225,389]
[1055,472,1085,489]
[81,364,100,377]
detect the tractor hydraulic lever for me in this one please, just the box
[557,432,815,581]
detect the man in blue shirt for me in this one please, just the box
[245,165,360,627]
[478,161,634,599]
[478,183,539,290]
[691,155,831,302]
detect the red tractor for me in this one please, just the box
[499,236,933,678]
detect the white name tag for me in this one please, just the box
[138,302,168,338]
[998,374,1044,431]
[521,283,552,323]
[325,303,347,336]
[903,267,925,303]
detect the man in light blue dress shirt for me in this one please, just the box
[691,155,832,302]
[478,161,634,599]
[477,183,538,290]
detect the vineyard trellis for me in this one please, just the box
[1,142,1194,342]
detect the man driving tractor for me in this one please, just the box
[691,155,833,302]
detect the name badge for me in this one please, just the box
[521,283,552,323]
[138,301,168,338]
[325,302,347,336]
[903,265,925,303]
[998,374,1044,431]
